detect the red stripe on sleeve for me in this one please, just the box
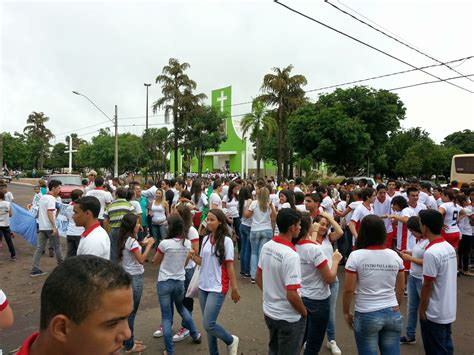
[423,275,435,281]
[157,248,164,255]
[191,239,199,244]
[286,284,301,290]
[398,268,405,273]
[316,259,328,269]
[345,268,357,274]
[0,299,9,311]
[257,266,262,272]
[130,247,139,253]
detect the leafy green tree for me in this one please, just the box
[442,129,474,153]
[48,143,68,170]
[152,58,205,176]
[257,65,307,181]
[240,100,276,178]
[1,132,30,169]
[142,128,171,180]
[288,104,371,176]
[23,111,54,170]
[187,106,227,176]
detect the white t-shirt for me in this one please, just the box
[295,204,307,212]
[65,203,84,236]
[409,238,429,279]
[151,201,167,224]
[459,207,472,236]
[294,186,303,193]
[209,192,222,210]
[423,239,457,324]
[157,238,191,282]
[439,202,461,234]
[0,289,8,311]
[186,226,200,269]
[221,185,229,199]
[270,193,280,208]
[418,191,430,206]
[0,200,11,227]
[129,200,142,215]
[86,188,113,219]
[77,223,111,260]
[277,202,291,211]
[191,193,208,211]
[121,237,144,275]
[374,197,393,233]
[425,195,438,210]
[223,196,239,218]
[249,200,273,232]
[241,199,253,227]
[350,203,374,234]
[199,235,234,294]
[4,191,14,202]
[396,207,417,251]
[38,194,57,231]
[345,247,404,313]
[258,237,302,322]
[347,201,362,226]
[321,196,334,217]
[409,202,427,215]
[296,240,330,300]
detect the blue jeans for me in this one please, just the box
[406,275,422,339]
[182,267,195,328]
[199,289,233,355]
[250,229,273,278]
[123,273,144,350]
[151,223,167,246]
[327,277,339,341]
[239,224,251,274]
[302,297,330,354]
[420,319,453,355]
[354,307,402,355]
[109,227,120,263]
[264,315,306,355]
[158,279,199,354]
[233,217,242,252]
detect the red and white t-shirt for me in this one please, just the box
[409,238,430,279]
[157,238,191,282]
[77,222,111,260]
[321,196,334,217]
[37,193,57,231]
[0,289,8,312]
[396,207,417,251]
[409,202,427,215]
[86,188,113,219]
[439,202,461,234]
[258,236,302,322]
[374,196,393,233]
[121,237,144,275]
[295,240,330,300]
[186,226,200,269]
[387,190,401,199]
[423,238,457,324]
[351,203,374,233]
[199,235,234,294]
[345,247,404,313]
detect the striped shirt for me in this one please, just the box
[104,198,134,228]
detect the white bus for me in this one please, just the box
[450,154,474,185]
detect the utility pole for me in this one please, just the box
[144,83,151,131]
[114,105,118,178]
[65,135,77,173]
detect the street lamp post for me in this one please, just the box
[72,91,119,178]
[144,83,151,131]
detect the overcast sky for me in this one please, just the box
[1,0,473,145]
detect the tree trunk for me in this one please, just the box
[277,101,284,183]
[282,117,288,179]
[173,113,178,177]
[288,149,294,179]
[256,137,261,178]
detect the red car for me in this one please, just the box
[47,174,84,202]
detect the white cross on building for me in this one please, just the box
[216,90,228,112]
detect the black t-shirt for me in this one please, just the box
[165,189,174,210]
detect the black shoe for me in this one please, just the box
[250,278,256,284]
[400,336,416,344]
[30,268,47,277]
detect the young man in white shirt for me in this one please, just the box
[419,209,457,355]
[256,208,307,355]
[85,176,113,226]
[31,180,64,277]
[74,196,111,260]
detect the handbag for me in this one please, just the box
[185,266,200,298]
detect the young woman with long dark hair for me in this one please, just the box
[343,215,405,355]
[117,213,155,353]
[238,186,253,277]
[188,209,240,355]
[223,182,242,253]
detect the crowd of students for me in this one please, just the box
[0,173,472,355]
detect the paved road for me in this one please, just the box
[1,183,473,354]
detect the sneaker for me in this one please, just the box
[244,273,251,278]
[192,332,202,344]
[153,325,163,338]
[11,256,17,261]
[30,268,47,277]
[400,336,416,344]
[173,327,190,342]
[404,290,408,297]
[227,335,239,355]
[327,340,342,354]
[250,278,256,284]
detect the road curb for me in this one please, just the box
[10,182,34,186]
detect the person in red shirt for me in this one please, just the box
[17,255,133,355]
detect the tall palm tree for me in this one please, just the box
[240,100,276,178]
[23,111,54,170]
[257,65,307,182]
[152,58,201,176]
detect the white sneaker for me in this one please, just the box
[153,325,163,338]
[173,327,190,342]
[227,335,239,355]
[327,340,342,354]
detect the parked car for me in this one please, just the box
[0,175,12,183]
[341,176,377,187]
[47,174,83,203]
[420,180,439,189]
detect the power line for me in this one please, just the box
[389,74,474,91]
[273,0,474,93]
[55,120,111,137]
[324,0,474,83]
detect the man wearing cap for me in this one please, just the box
[84,170,97,193]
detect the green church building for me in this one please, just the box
[170,86,274,176]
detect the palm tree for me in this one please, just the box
[23,111,54,170]
[152,58,202,176]
[240,100,276,178]
[257,65,307,182]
